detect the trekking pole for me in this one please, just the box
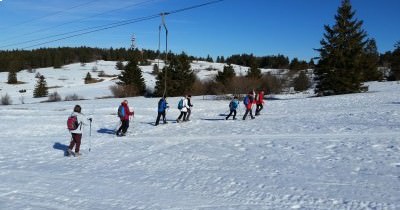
[89,120,92,152]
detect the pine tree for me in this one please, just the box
[152,64,159,75]
[7,71,18,84]
[293,71,310,91]
[390,41,400,80]
[216,64,235,85]
[314,0,368,95]
[84,72,92,84]
[33,75,48,98]
[115,61,124,70]
[360,38,381,81]
[154,52,195,96]
[117,58,146,96]
[247,63,261,79]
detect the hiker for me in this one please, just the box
[155,96,169,126]
[176,95,189,123]
[185,95,193,121]
[67,105,92,157]
[255,90,265,116]
[116,99,134,136]
[226,96,239,120]
[242,92,255,120]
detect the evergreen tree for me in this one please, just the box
[314,0,368,95]
[7,71,18,84]
[390,41,400,80]
[115,60,124,70]
[293,71,310,91]
[152,64,159,75]
[360,38,381,81]
[154,52,195,96]
[247,62,261,79]
[216,64,235,85]
[33,75,48,98]
[84,72,92,84]
[118,58,146,95]
[206,54,214,62]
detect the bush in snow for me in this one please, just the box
[1,94,12,105]
[64,94,83,101]
[48,92,62,102]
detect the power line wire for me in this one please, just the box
[0,0,101,31]
[20,0,224,50]
[1,0,158,44]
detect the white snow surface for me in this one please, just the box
[0,61,399,209]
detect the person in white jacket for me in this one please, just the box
[67,105,92,157]
[176,95,189,123]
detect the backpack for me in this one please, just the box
[230,100,238,109]
[177,99,183,109]
[243,96,249,106]
[67,115,79,131]
[118,105,125,118]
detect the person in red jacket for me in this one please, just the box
[255,90,265,116]
[116,100,134,136]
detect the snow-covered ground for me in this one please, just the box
[0,62,399,209]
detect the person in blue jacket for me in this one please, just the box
[155,96,169,126]
[226,96,239,120]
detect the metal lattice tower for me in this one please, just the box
[130,34,136,50]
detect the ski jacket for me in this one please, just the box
[120,103,134,120]
[245,95,254,110]
[69,112,88,134]
[158,98,168,112]
[256,92,264,105]
[180,98,189,112]
[187,98,193,109]
[229,99,239,111]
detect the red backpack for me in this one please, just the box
[67,116,79,130]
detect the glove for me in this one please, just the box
[88,118,93,122]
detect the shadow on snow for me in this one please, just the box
[53,142,69,156]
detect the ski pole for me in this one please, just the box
[89,119,92,152]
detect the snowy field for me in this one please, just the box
[0,62,399,209]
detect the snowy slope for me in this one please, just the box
[0,62,399,209]
[0,60,278,105]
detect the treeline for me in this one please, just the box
[0,47,160,72]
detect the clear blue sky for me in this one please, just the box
[0,0,399,61]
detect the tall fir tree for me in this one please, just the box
[314,0,368,95]
[33,75,49,98]
[117,58,146,95]
[154,52,195,97]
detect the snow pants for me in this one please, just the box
[117,119,129,135]
[243,108,254,120]
[226,110,237,120]
[177,111,187,122]
[255,104,263,115]
[69,133,82,153]
[155,111,166,125]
